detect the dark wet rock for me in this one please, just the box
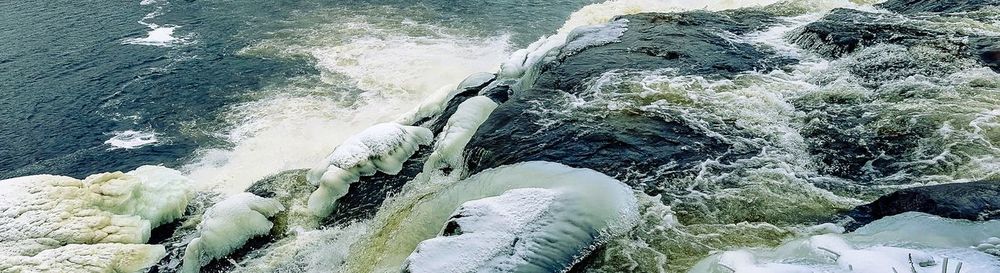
[464,10,796,189]
[877,0,1000,14]
[846,180,1000,230]
[464,88,735,191]
[972,37,1000,72]
[245,169,314,235]
[538,11,796,92]
[481,84,512,103]
[788,8,943,58]
[413,75,495,134]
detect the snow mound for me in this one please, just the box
[0,166,192,272]
[0,166,192,247]
[692,212,1000,273]
[423,96,499,174]
[0,244,166,273]
[182,192,285,273]
[306,123,433,217]
[393,162,639,273]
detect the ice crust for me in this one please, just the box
[692,212,1000,273]
[399,162,640,273]
[423,96,499,174]
[0,166,193,272]
[306,123,434,218]
[181,192,285,273]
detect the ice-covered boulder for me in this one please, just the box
[404,186,632,273]
[0,166,192,247]
[307,123,433,218]
[691,212,1000,273]
[423,96,498,175]
[0,166,192,272]
[181,192,284,273]
[345,161,638,273]
[0,244,166,273]
[847,180,1000,230]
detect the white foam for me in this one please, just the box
[123,6,189,47]
[182,193,285,273]
[105,130,159,150]
[184,17,510,194]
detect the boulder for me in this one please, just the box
[847,180,1000,230]
[465,10,796,188]
[877,0,1000,14]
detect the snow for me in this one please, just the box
[423,96,499,174]
[181,192,285,273]
[397,161,640,273]
[691,212,1000,273]
[306,123,433,217]
[0,244,166,273]
[560,19,629,58]
[0,166,193,272]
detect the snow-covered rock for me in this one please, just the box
[400,161,640,273]
[423,96,498,174]
[306,123,433,217]
[0,244,166,273]
[181,192,284,273]
[0,166,193,272]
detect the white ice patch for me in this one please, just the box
[0,244,166,273]
[561,19,629,58]
[345,161,639,273]
[404,188,609,273]
[105,130,159,150]
[0,166,193,272]
[181,192,285,273]
[423,96,498,175]
[395,72,496,126]
[306,123,433,217]
[691,212,1000,273]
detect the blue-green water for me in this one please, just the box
[0,0,598,180]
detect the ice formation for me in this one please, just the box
[306,122,434,217]
[181,192,285,273]
[0,166,193,272]
[404,187,623,273]
[690,212,1000,273]
[423,96,499,174]
[0,244,166,273]
[396,72,496,125]
[344,161,639,273]
[560,19,628,58]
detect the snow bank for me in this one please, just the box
[182,192,285,273]
[423,96,498,174]
[0,244,166,273]
[0,166,193,272]
[691,212,1000,273]
[306,123,433,217]
[345,161,638,273]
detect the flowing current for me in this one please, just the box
[1,0,998,272]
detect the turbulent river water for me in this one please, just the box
[1,0,999,272]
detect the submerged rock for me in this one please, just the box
[788,9,941,58]
[877,0,1000,14]
[847,180,1000,230]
